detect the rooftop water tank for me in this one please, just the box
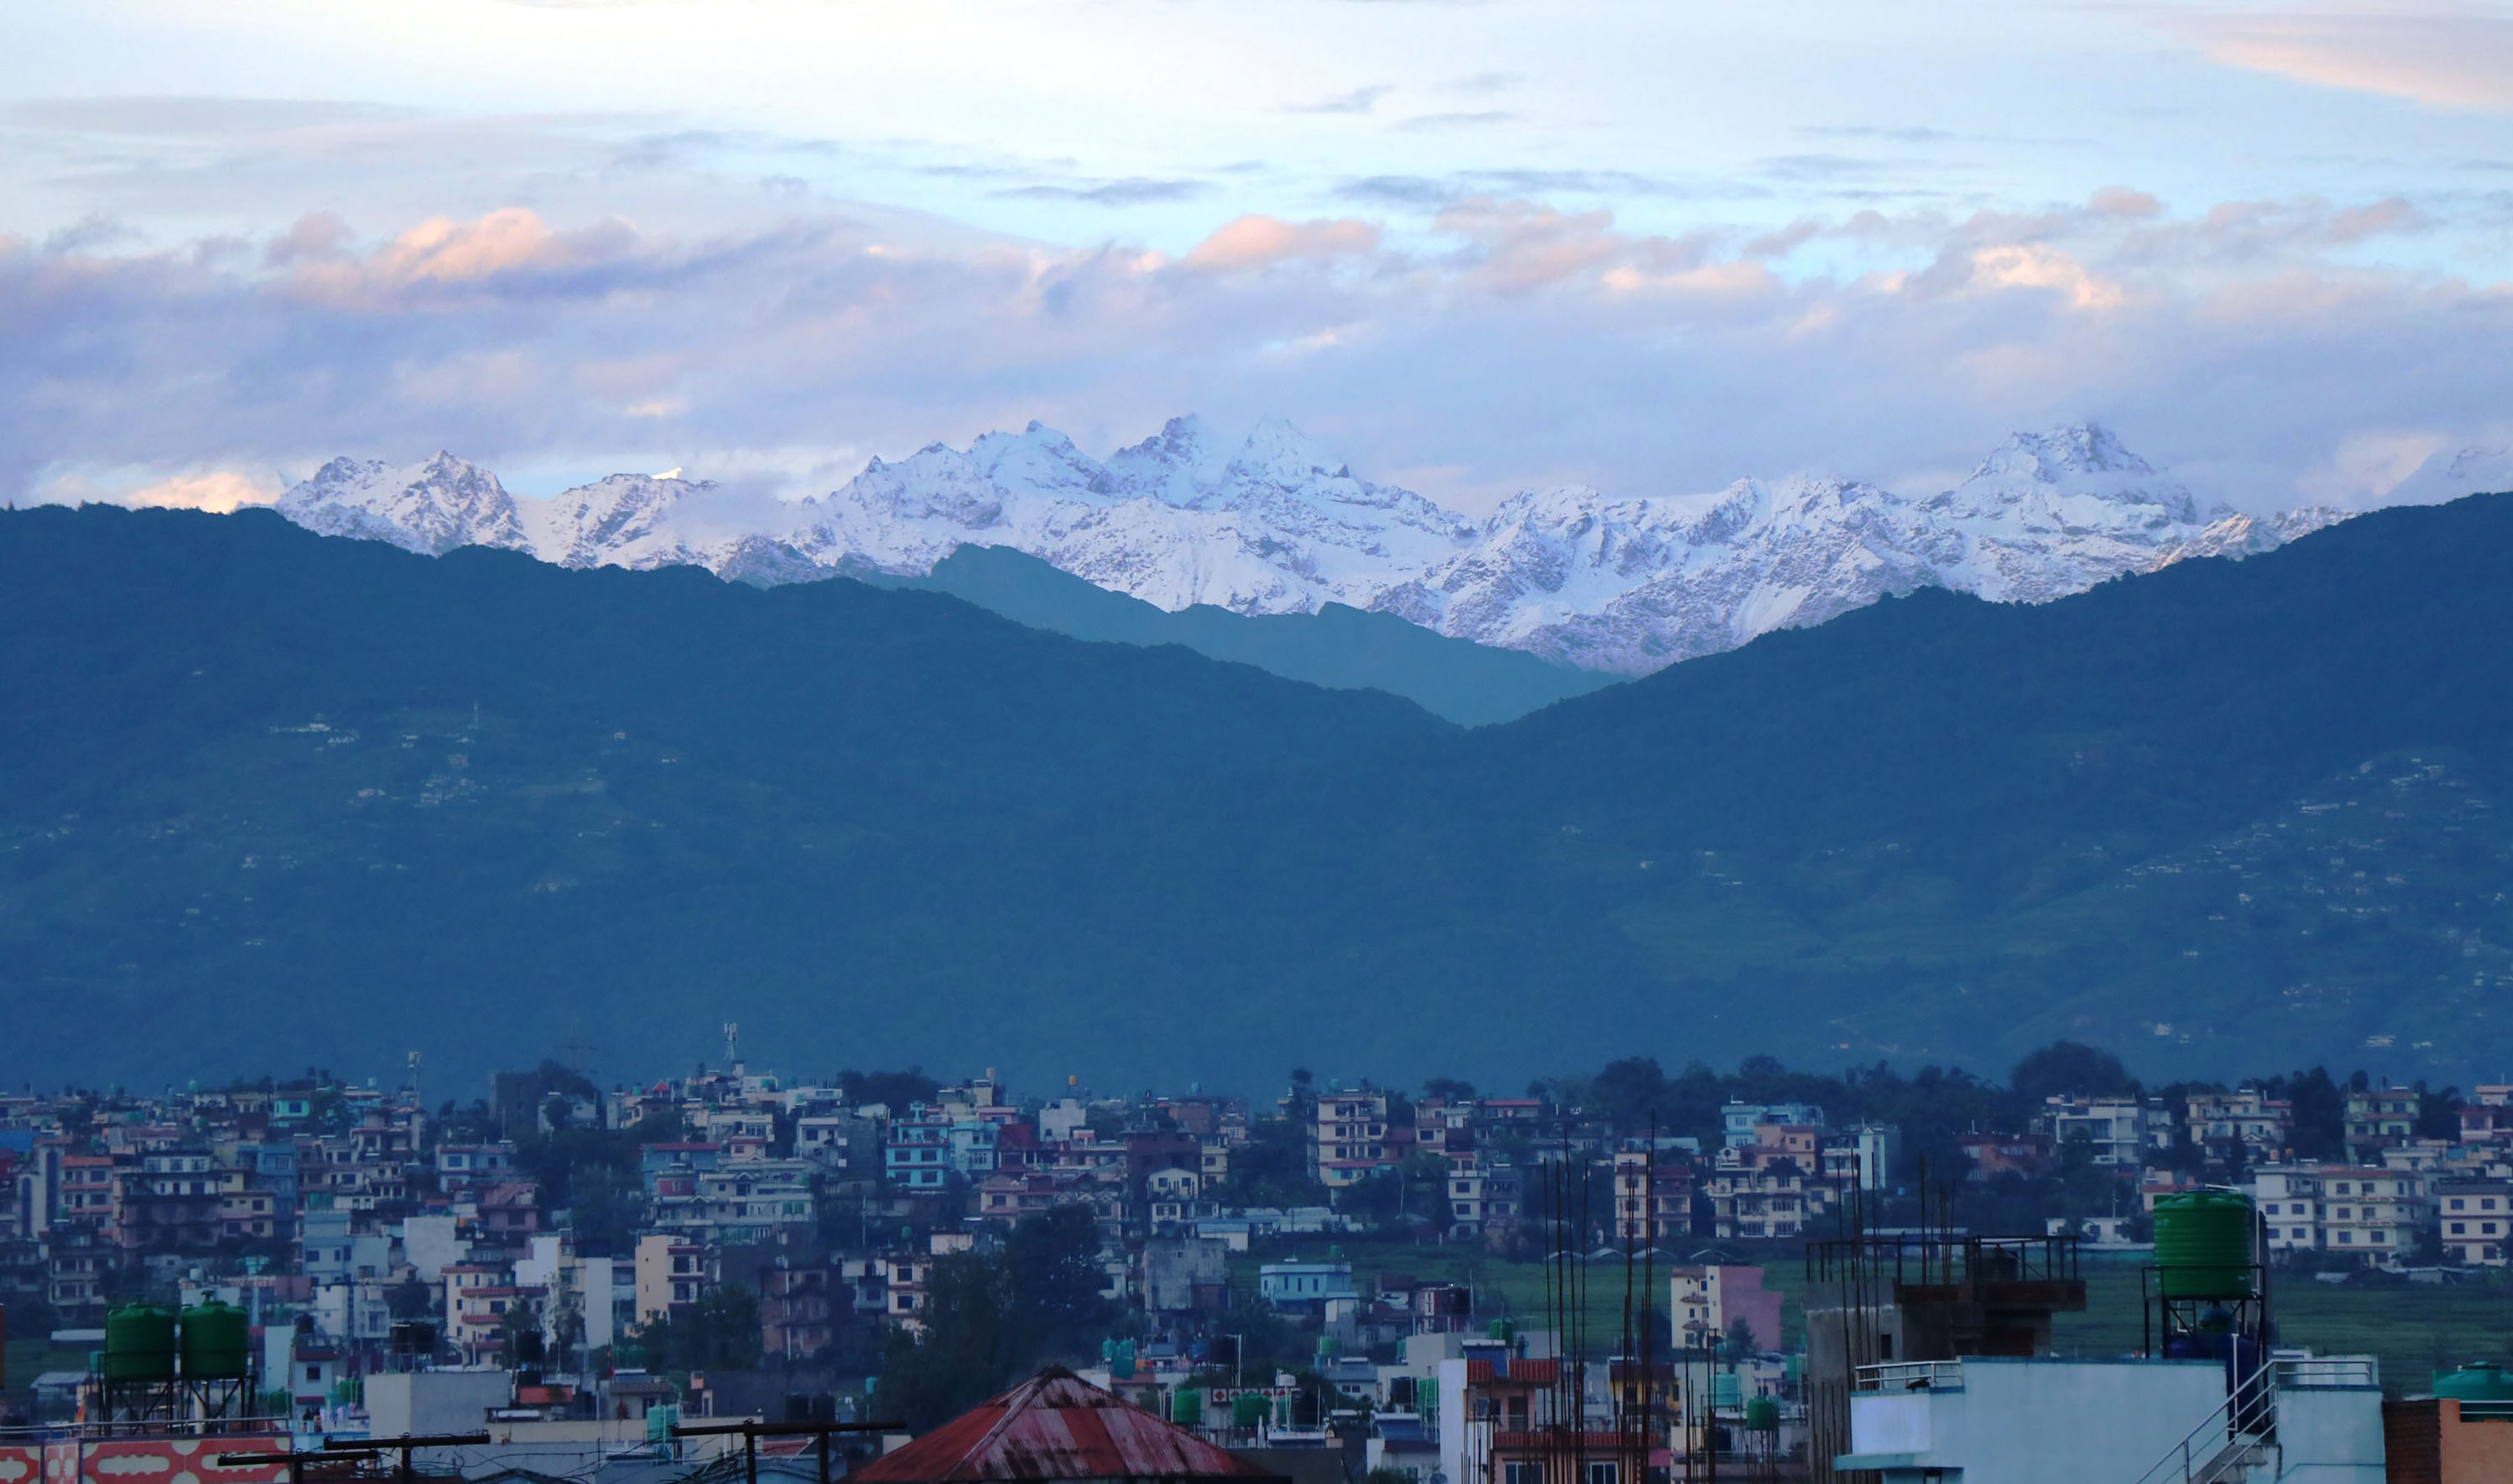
[1231,1392,1268,1429]
[1171,1388,1204,1426]
[2154,1191,2258,1299]
[2433,1363,2513,1402]
[179,1300,251,1380]
[102,1304,177,1383]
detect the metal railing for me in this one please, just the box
[1852,1360,1964,1394]
[2126,1363,2276,1484]
[2272,1356,2376,1390]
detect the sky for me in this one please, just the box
[3,0,2510,516]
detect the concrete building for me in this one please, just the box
[633,1233,705,1323]
[1315,1091,1395,1189]
[1838,1353,2385,1484]
[2433,1179,2513,1266]
[1670,1264,1784,1354]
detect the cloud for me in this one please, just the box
[2088,186,2165,219]
[1183,215,1382,271]
[2159,3,2513,113]
[283,208,642,304]
[989,179,1214,206]
[1,188,2506,523]
[1393,111,1515,132]
[1286,86,1392,116]
[126,471,283,512]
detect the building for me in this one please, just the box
[1722,1101,1825,1148]
[633,1233,706,1323]
[1836,1353,2385,1484]
[2433,1180,2513,1266]
[2039,1097,2155,1168]
[2346,1087,2420,1159]
[2321,1167,2423,1261]
[2186,1088,2294,1166]
[1259,1259,1357,1312]
[1669,1264,1784,1353]
[2254,1166,2326,1253]
[1608,1150,1696,1242]
[1315,1091,1396,1189]
[854,1369,1273,1484]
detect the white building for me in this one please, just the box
[1837,1353,2385,1484]
[2434,1178,2513,1266]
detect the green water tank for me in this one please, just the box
[1743,1397,1779,1432]
[1231,1393,1268,1429]
[2433,1363,2513,1402]
[2154,1191,2258,1299]
[179,1301,251,1380]
[1171,1388,1204,1426]
[1488,1319,1516,1342]
[102,1304,177,1382]
[1317,1334,1340,1358]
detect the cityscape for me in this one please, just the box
[9,1,2513,1482]
[4,1046,2511,1480]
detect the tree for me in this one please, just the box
[840,1068,941,1112]
[875,1252,1016,1430]
[1422,1077,1477,1102]
[1004,1205,1112,1361]
[2010,1042,2137,1105]
[1723,1316,1758,1359]
[631,1285,762,1371]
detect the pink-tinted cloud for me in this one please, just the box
[2161,3,2513,113]
[1183,215,1381,272]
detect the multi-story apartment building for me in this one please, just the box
[632,1233,706,1323]
[1819,1125,1904,1190]
[1704,1143,1834,1240]
[2254,1166,2325,1253]
[1444,1149,1520,1236]
[2320,1166,2423,1260]
[885,1110,952,1192]
[118,1150,221,1254]
[2186,1089,2294,1166]
[1608,1150,1696,1242]
[1721,1102,1824,1149]
[1315,1091,1396,1189]
[2434,1179,2513,1266]
[435,1142,517,1193]
[2344,1087,2419,1160]
[2040,1097,2159,1168]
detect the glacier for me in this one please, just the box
[274,418,2367,676]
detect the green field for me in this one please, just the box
[1241,1240,2513,1395]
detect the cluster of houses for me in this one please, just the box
[8,1061,2513,1478]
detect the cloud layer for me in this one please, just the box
[7,181,2505,517]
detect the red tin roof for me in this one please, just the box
[855,1370,1272,1483]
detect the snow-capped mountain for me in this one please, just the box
[272,420,2365,674]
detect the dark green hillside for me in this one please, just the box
[861,543,1617,725]
[3,496,2512,1090]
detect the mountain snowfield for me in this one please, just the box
[276,418,2403,674]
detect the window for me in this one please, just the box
[306,1366,320,1381]
[2453,1223,2467,1236]
[1585,1464,1619,1484]
[1503,1464,1543,1484]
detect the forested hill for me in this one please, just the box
[3,496,2510,1090]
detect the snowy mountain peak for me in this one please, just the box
[274,416,2366,676]
[1975,422,2154,484]
[277,451,523,556]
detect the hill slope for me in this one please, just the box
[4,496,2512,1090]
[863,544,1616,725]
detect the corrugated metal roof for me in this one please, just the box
[855,1370,1273,1483]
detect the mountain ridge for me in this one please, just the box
[272,419,2369,676]
[8,494,2513,1089]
